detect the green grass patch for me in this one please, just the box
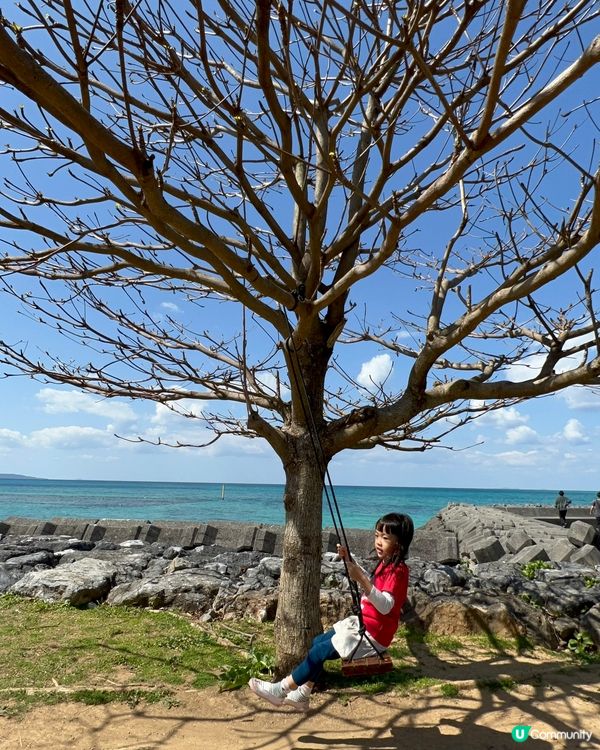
[440,682,461,698]
[0,594,270,715]
[476,676,517,692]
[395,624,532,657]
[520,560,552,580]
[0,594,584,717]
[471,631,534,655]
[330,668,439,697]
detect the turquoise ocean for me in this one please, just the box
[0,478,595,530]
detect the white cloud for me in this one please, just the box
[559,386,600,411]
[160,302,181,313]
[562,418,588,444]
[36,388,136,422]
[0,428,25,453]
[473,404,529,428]
[150,399,204,425]
[204,434,268,457]
[505,425,539,445]
[502,354,546,383]
[27,426,114,450]
[494,450,540,467]
[256,371,290,400]
[503,331,594,384]
[0,428,25,444]
[357,354,393,390]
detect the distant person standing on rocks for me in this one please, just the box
[590,492,600,532]
[554,490,571,527]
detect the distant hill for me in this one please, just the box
[0,473,42,480]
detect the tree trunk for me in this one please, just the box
[274,447,325,675]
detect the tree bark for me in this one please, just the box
[275,450,325,675]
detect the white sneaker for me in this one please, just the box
[248,677,286,707]
[283,687,310,712]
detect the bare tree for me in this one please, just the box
[1,0,600,670]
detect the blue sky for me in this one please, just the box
[1,352,599,491]
[1,3,600,493]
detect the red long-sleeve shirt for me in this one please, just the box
[361,561,409,647]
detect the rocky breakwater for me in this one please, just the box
[0,508,599,653]
[434,503,600,567]
[410,504,600,650]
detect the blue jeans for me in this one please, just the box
[291,629,340,686]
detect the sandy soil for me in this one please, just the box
[1,653,600,750]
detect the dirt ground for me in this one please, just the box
[1,652,600,750]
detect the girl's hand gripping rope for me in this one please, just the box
[336,544,372,593]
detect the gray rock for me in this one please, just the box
[253,529,276,554]
[510,544,550,564]
[569,544,600,566]
[94,541,120,551]
[537,568,578,584]
[546,539,575,563]
[410,531,459,564]
[166,557,196,573]
[568,521,596,548]
[238,527,258,552]
[4,550,56,568]
[163,546,184,560]
[413,594,526,641]
[211,551,265,579]
[421,568,454,594]
[106,568,228,612]
[221,589,278,622]
[469,563,522,593]
[144,558,171,578]
[257,557,282,579]
[469,536,505,563]
[55,548,151,586]
[186,545,229,562]
[581,603,600,647]
[0,546,28,563]
[553,616,579,642]
[0,563,21,593]
[505,529,534,554]
[2,509,600,654]
[9,558,117,605]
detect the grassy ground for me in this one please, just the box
[0,593,596,719]
[0,593,272,717]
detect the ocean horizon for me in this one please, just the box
[0,477,596,530]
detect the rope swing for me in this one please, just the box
[282,298,393,677]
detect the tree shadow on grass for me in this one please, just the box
[299,623,598,750]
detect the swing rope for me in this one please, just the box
[281,299,389,669]
[282,303,360,609]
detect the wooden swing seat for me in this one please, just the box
[341,653,393,677]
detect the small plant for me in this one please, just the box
[476,676,517,692]
[520,560,552,580]
[440,683,460,698]
[567,631,596,660]
[583,577,600,589]
[218,648,275,691]
[518,592,541,608]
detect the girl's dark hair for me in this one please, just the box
[375,512,414,566]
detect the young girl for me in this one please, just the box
[248,512,414,711]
